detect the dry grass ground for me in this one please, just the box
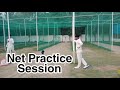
[0,42,120,78]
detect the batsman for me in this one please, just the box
[74,35,89,69]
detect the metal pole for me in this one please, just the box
[111,12,114,51]
[98,15,100,46]
[72,12,75,63]
[7,12,10,39]
[47,18,49,46]
[19,24,21,36]
[43,25,44,41]
[85,26,87,42]
[29,26,31,37]
[109,15,111,50]
[54,23,55,44]
[57,24,59,42]
[91,21,92,43]
[117,23,119,39]
[2,16,6,50]
[87,24,88,42]
[24,19,26,46]
[16,26,18,36]
[36,12,39,51]
[102,23,104,42]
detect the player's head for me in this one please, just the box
[41,50,45,54]
[75,35,79,40]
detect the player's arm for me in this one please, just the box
[11,39,14,44]
[74,40,77,43]
[77,39,83,48]
[79,40,83,46]
[6,39,9,47]
[6,42,8,48]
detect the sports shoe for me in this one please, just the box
[74,66,80,69]
[83,65,90,69]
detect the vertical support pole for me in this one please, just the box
[16,26,18,36]
[72,12,75,63]
[57,24,60,42]
[111,12,114,51]
[29,26,31,37]
[36,12,39,51]
[24,19,26,46]
[43,25,44,41]
[91,21,92,43]
[47,18,49,46]
[57,24,59,42]
[87,24,88,42]
[117,23,119,39]
[19,24,21,36]
[85,25,87,42]
[7,12,10,39]
[3,16,6,50]
[102,22,104,42]
[98,15,100,46]
[54,23,55,44]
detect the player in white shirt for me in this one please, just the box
[74,35,89,69]
[6,36,15,53]
[0,36,15,66]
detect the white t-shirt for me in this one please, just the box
[6,38,14,48]
[74,38,83,52]
[7,38,14,44]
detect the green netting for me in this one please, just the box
[0,12,120,52]
[84,13,117,50]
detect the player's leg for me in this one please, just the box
[81,57,89,69]
[9,47,12,54]
[6,47,9,53]
[6,47,11,53]
[81,58,87,66]
[11,46,15,53]
[74,52,82,68]
[11,44,15,52]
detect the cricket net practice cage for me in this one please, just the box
[0,12,120,53]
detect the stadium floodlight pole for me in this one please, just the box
[111,12,114,51]
[47,17,49,46]
[72,12,75,63]
[24,19,26,46]
[7,12,10,39]
[36,12,39,51]
[2,15,6,50]
[98,15,100,46]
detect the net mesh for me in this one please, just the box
[0,12,120,52]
